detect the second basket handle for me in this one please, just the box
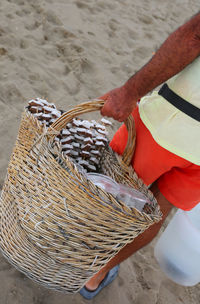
[49,100,136,167]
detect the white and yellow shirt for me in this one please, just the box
[139,56,200,165]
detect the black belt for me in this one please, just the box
[158,83,200,122]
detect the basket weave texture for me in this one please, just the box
[0,100,162,293]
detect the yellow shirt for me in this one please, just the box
[139,56,200,165]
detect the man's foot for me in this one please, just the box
[79,265,119,300]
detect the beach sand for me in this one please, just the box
[0,0,200,303]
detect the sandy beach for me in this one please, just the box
[0,0,200,303]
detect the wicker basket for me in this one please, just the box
[0,100,162,293]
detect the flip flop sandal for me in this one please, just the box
[79,265,120,300]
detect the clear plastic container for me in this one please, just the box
[116,184,150,211]
[154,203,200,286]
[87,173,150,212]
[86,173,119,196]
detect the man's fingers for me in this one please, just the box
[99,93,109,101]
[98,87,134,121]
[100,107,109,117]
[101,106,126,122]
[100,99,127,121]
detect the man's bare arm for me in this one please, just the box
[101,13,200,121]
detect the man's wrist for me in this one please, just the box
[123,77,140,103]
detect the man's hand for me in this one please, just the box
[100,86,138,122]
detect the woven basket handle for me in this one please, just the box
[49,100,136,166]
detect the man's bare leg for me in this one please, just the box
[85,182,173,291]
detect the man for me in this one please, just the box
[80,12,200,299]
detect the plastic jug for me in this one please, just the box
[154,203,200,286]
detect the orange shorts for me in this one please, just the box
[110,107,200,211]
